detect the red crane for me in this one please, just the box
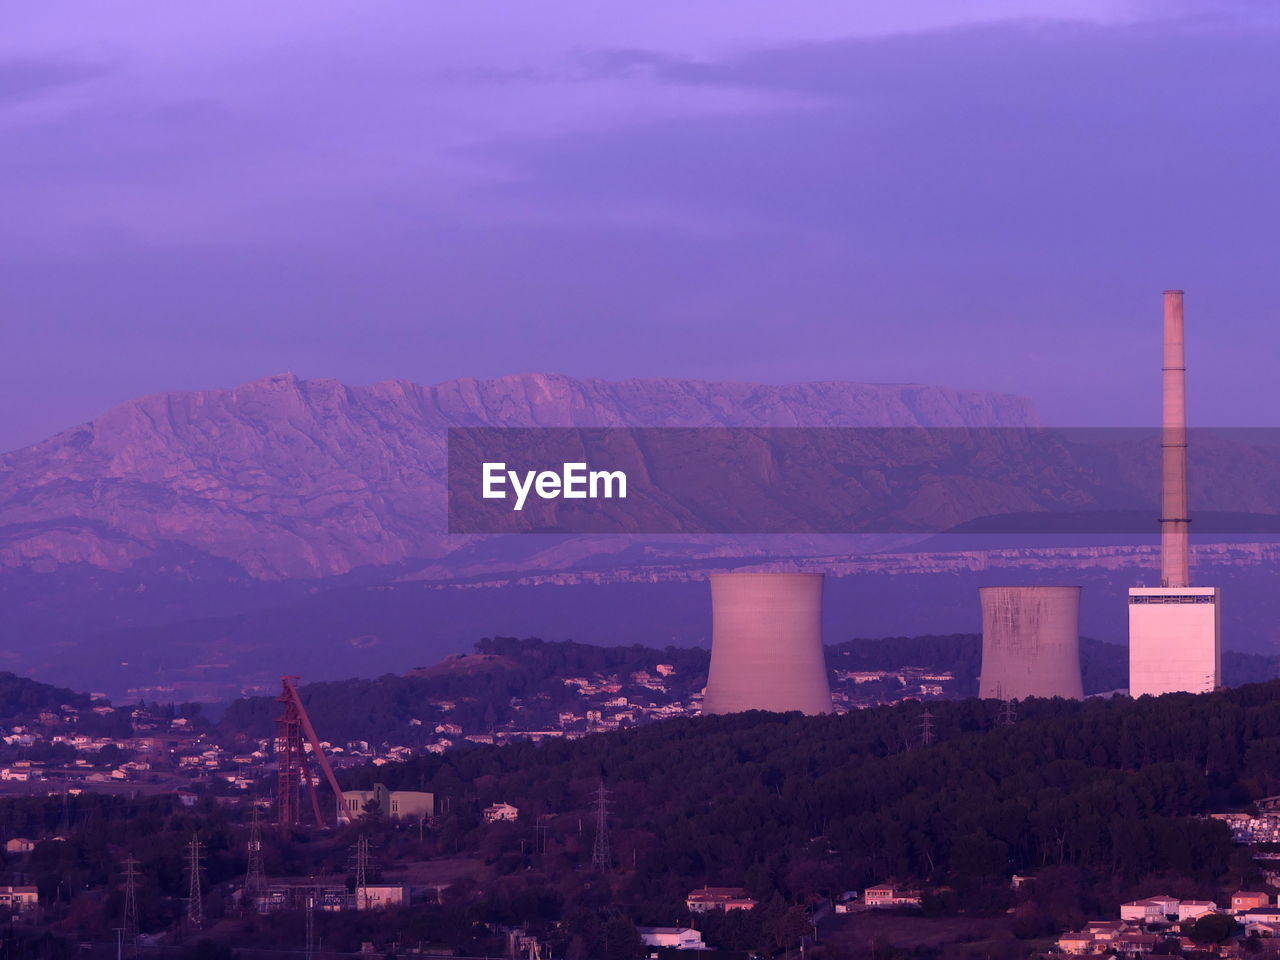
[275,676,350,830]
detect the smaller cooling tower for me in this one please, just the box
[978,586,1084,701]
[702,572,832,715]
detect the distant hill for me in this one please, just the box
[0,372,1038,580]
[0,671,92,721]
[219,637,714,742]
[218,635,1280,746]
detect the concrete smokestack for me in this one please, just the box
[1161,289,1190,588]
[1128,288,1219,698]
[978,586,1083,700]
[702,573,832,715]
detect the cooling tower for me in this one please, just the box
[702,573,833,715]
[978,586,1084,700]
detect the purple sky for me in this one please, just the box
[3,1,1279,451]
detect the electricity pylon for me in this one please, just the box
[591,781,610,871]
[245,806,266,910]
[122,855,140,956]
[185,834,205,929]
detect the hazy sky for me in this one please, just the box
[3,1,1278,450]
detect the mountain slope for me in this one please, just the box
[0,373,1039,579]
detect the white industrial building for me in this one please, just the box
[340,784,434,821]
[1128,587,1220,696]
[637,928,706,951]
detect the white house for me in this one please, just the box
[637,928,706,951]
[1178,901,1217,921]
[1240,907,1280,926]
[1119,895,1180,923]
[484,803,519,823]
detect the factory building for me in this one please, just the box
[1129,291,1221,696]
[1129,587,1220,695]
[339,783,434,821]
[701,572,833,715]
[978,586,1084,700]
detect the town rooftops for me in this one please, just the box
[688,886,751,900]
[637,927,696,935]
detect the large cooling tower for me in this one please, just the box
[702,573,833,715]
[978,586,1084,701]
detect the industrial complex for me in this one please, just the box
[699,290,1225,715]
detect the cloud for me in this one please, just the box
[0,57,107,107]
[1,5,1279,451]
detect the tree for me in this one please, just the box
[1188,913,1239,945]
[600,916,644,960]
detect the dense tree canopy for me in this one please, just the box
[347,681,1280,922]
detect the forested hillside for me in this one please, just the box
[0,672,92,720]
[348,681,1280,939]
[219,638,713,740]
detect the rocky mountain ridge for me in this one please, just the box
[0,372,1040,579]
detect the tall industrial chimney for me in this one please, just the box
[1128,289,1220,697]
[1160,289,1190,588]
[702,572,833,715]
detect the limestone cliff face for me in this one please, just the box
[0,373,1039,579]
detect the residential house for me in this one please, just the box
[1057,931,1102,956]
[0,886,37,914]
[1240,908,1280,926]
[484,803,519,823]
[1120,895,1180,923]
[685,887,758,912]
[1179,901,1218,921]
[863,884,923,907]
[1113,933,1162,955]
[1235,892,1272,914]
